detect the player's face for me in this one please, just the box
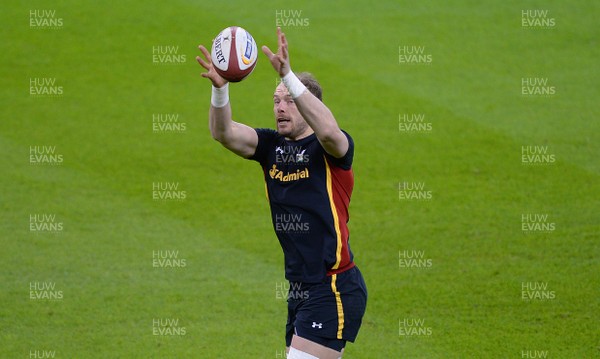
[273,83,311,140]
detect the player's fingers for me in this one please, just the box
[198,45,212,63]
[281,31,288,48]
[196,56,210,70]
[282,44,289,61]
[278,27,286,48]
[262,45,275,59]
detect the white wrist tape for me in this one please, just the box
[211,83,229,108]
[282,71,307,99]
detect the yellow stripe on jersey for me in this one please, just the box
[324,156,342,270]
[331,274,345,339]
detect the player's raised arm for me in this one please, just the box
[196,45,258,158]
[262,28,349,159]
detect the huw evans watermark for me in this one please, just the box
[399,46,432,64]
[398,182,432,201]
[399,318,432,336]
[521,10,555,29]
[275,10,310,27]
[152,45,186,64]
[521,213,555,233]
[521,145,555,165]
[275,281,309,300]
[521,282,555,301]
[152,318,186,336]
[152,182,187,201]
[274,213,310,234]
[152,113,187,133]
[30,214,63,233]
[29,281,63,300]
[521,349,549,358]
[521,77,556,97]
[152,250,187,268]
[399,113,432,134]
[29,78,63,97]
[275,145,309,164]
[28,349,57,358]
[399,250,432,268]
[29,146,63,165]
[30,9,63,29]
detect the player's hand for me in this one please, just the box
[196,44,228,88]
[262,27,291,77]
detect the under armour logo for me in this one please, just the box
[312,322,323,329]
[275,146,284,154]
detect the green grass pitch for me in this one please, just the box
[1,0,598,357]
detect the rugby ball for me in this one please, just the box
[210,26,258,82]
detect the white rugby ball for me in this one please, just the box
[210,26,258,82]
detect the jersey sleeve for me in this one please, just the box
[249,128,278,165]
[324,130,354,170]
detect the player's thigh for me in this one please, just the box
[290,335,343,359]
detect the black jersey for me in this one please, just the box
[250,129,356,283]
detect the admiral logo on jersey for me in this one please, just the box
[269,164,310,182]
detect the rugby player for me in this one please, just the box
[196,27,367,359]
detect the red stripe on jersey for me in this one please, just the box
[325,156,355,276]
